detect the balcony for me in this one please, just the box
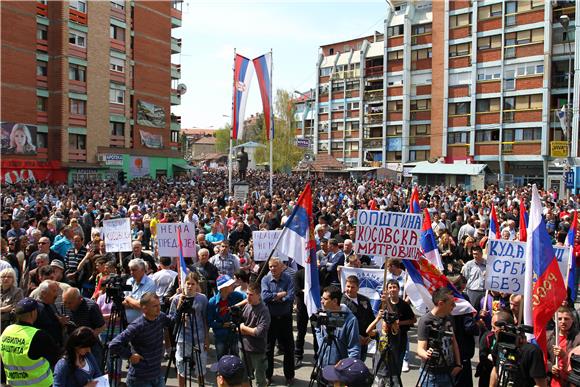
[170,114,181,131]
[552,74,574,89]
[364,89,383,102]
[171,89,181,105]
[502,142,514,154]
[365,66,383,78]
[110,135,125,148]
[69,8,87,25]
[171,63,181,79]
[69,149,87,162]
[36,2,47,17]
[365,113,383,125]
[171,37,182,54]
[171,0,183,20]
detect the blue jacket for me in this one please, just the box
[53,352,102,387]
[315,305,361,367]
[207,290,246,341]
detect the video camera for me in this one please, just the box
[383,310,399,325]
[495,322,533,362]
[426,320,454,362]
[177,296,196,314]
[310,310,347,330]
[567,354,580,386]
[229,305,243,325]
[103,274,131,303]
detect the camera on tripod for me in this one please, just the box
[427,320,453,361]
[229,305,243,325]
[177,296,195,314]
[103,274,131,303]
[495,322,532,361]
[310,310,347,329]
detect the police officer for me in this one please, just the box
[0,298,59,387]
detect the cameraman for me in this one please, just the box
[416,287,461,386]
[488,311,547,387]
[315,286,360,368]
[239,282,270,387]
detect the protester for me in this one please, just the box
[211,355,249,387]
[124,258,157,323]
[341,275,375,360]
[0,267,23,333]
[53,327,103,387]
[322,358,373,387]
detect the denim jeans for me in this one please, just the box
[215,339,239,360]
[245,352,268,387]
[417,368,453,387]
[126,375,165,387]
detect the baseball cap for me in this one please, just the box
[14,298,39,315]
[322,358,372,386]
[216,275,235,291]
[50,259,65,271]
[210,355,244,378]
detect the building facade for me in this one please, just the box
[1,0,186,184]
[308,0,578,188]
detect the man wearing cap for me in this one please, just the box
[207,274,246,360]
[0,298,59,387]
[322,358,373,387]
[211,355,249,387]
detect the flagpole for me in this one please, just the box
[229,49,236,196]
[269,49,274,197]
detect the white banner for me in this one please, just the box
[339,266,384,314]
[355,210,423,259]
[484,239,570,295]
[103,218,132,252]
[157,222,197,258]
[252,230,288,262]
[129,156,150,178]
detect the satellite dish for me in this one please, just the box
[428,157,439,163]
[177,84,187,95]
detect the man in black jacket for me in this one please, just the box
[341,275,375,359]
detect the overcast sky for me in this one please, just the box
[172,0,388,130]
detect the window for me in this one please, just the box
[411,48,432,60]
[515,94,542,109]
[37,61,47,77]
[319,106,329,114]
[69,0,86,13]
[109,56,125,73]
[387,126,402,136]
[109,87,124,104]
[37,133,48,148]
[412,23,432,35]
[329,48,335,55]
[68,63,86,82]
[347,102,359,110]
[410,99,431,111]
[70,98,86,115]
[320,67,332,77]
[69,31,86,47]
[388,50,404,60]
[505,78,515,90]
[476,130,500,142]
[110,24,125,41]
[504,47,516,59]
[477,67,501,81]
[110,122,124,136]
[37,96,47,112]
[476,98,500,112]
[388,25,404,37]
[504,128,541,141]
[387,101,403,112]
[111,0,124,9]
[505,28,543,46]
[449,43,471,57]
[505,15,516,26]
[331,122,344,131]
[37,24,48,40]
[479,3,502,19]
[450,13,470,28]
[449,102,470,115]
[411,124,430,135]
[477,35,501,50]
[171,131,179,143]
[504,97,515,110]
[448,131,468,144]
[409,150,430,162]
[505,1,517,13]
[69,133,86,149]
[513,64,544,77]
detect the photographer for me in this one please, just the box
[341,275,375,360]
[416,287,461,386]
[547,306,580,386]
[315,286,360,368]
[382,279,416,370]
[488,311,547,387]
[366,309,402,387]
[169,272,209,386]
[239,282,270,387]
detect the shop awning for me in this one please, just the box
[410,162,487,176]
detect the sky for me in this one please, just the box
[171,0,389,130]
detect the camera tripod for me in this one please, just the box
[230,321,254,387]
[165,298,206,387]
[373,327,403,387]
[497,349,520,387]
[416,348,455,387]
[101,296,128,387]
[308,327,340,387]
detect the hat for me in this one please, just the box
[50,259,65,271]
[210,355,244,378]
[322,358,372,386]
[14,298,39,315]
[216,275,235,291]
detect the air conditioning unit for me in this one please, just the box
[97,154,106,163]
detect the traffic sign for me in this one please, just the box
[565,171,574,189]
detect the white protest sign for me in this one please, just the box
[103,218,132,252]
[484,239,570,295]
[157,223,197,258]
[355,210,423,259]
[252,230,288,262]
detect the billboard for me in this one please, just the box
[1,122,37,155]
[137,100,166,128]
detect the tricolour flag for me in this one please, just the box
[403,257,475,315]
[566,210,578,301]
[409,186,421,214]
[523,184,567,360]
[489,204,501,240]
[177,228,189,287]
[253,53,274,140]
[558,105,569,134]
[420,208,444,270]
[519,199,528,242]
[232,54,254,140]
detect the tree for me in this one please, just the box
[215,125,231,153]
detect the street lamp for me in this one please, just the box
[559,14,574,197]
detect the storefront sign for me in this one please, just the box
[550,141,568,157]
[104,154,123,166]
[1,160,66,184]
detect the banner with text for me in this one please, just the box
[103,218,132,252]
[157,222,197,258]
[339,266,384,313]
[252,230,288,261]
[355,210,423,259]
[484,239,570,294]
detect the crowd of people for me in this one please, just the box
[1,169,580,387]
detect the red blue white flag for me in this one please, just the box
[489,204,501,240]
[253,53,274,140]
[523,184,567,360]
[409,186,421,214]
[519,200,528,242]
[566,210,578,301]
[232,54,254,140]
[420,209,444,270]
[177,228,189,287]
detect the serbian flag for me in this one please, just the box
[403,257,475,315]
[232,54,254,140]
[519,200,528,242]
[177,228,189,287]
[253,53,274,140]
[523,184,567,360]
[489,204,501,240]
[420,209,444,270]
[566,211,578,301]
[409,186,421,214]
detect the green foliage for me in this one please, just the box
[215,125,231,153]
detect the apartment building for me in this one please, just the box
[309,0,578,188]
[1,0,186,184]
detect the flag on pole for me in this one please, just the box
[566,211,578,301]
[558,105,569,135]
[489,204,501,240]
[519,200,528,242]
[232,54,254,140]
[177,228,189,287]
[403,257,475,315]
[409,186,421,214]
[253,53,274,140]
[420,208,444,270]
[523,184,567,360]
